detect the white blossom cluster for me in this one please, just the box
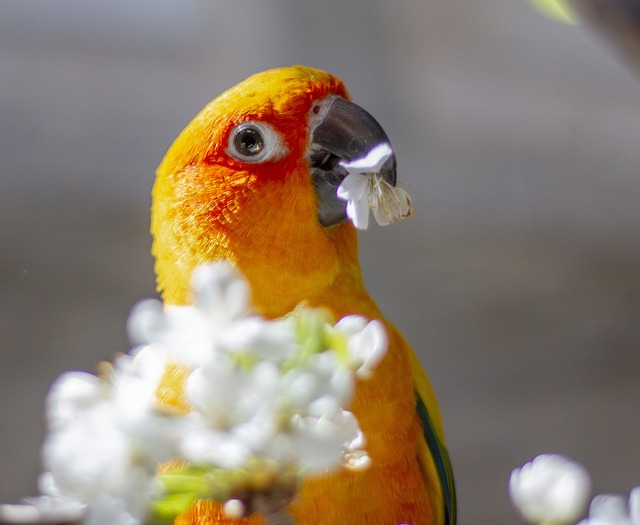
[336,143,413,230]
[510,454,640,525]
[28,262,388,525]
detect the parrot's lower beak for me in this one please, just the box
[308,95,397,227]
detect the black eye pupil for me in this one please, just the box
[235,127,264,156]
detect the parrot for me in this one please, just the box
[151,65,455,525]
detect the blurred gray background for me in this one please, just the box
[1,1,639,523]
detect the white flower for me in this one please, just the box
[128,301,214,367]
[281,352,354,414]
[578,488,640,525]
[41,357,181,523]
[192,262,251,323]
[126,298,167,345]
[36,262,390,523]
[84,491,147,525]
[181,357,280,469]
[187,356,279,429]
[127,263,294,368]
[334,316,388,379]
[337,142,413,230]
[126,262,252,367]
[41,413,160,525]
[45,371,107,430]
[218,316,297,363]
[286,409,360,472]
[111,351,183,464]
[43,406,135,500]
[510,454,592,525]
[43,374,133,504]
[0,496,85,525]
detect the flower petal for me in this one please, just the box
[346,196,370,230]
[192,262,251,322]
[46,372,106,429]
[337,173,369,201]
[335,316,388,379]
[337,173,371,230]
[339,143,393,174]
[370,179,413,227]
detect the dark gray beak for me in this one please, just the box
[308,95,397,227]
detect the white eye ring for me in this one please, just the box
[227,121,287,163]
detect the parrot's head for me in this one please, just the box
[152,66,396,316]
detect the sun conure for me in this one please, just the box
[151,65,456,525]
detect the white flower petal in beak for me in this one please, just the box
[337,143,413,230]
[339,143,393,174]
[337,173,370,230]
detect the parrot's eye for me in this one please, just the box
[235,126,263,156]
[227,122,287,163]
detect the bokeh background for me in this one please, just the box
[1,1,639,523]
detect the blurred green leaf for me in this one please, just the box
[529,0,576,24]
[151,492,198,522]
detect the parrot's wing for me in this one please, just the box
[410,350,457,525]
[415,390,457,525]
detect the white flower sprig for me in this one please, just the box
[510,454,592,525]
[336,143,413,230]
[31,262,388,525]
[577,489,640,525]
[510,453,640,525]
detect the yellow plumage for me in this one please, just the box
[152,66,454,525]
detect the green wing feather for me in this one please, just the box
[415,391,457,525]
[408,346,456,525]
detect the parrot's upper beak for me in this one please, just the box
[308,95,397,227]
